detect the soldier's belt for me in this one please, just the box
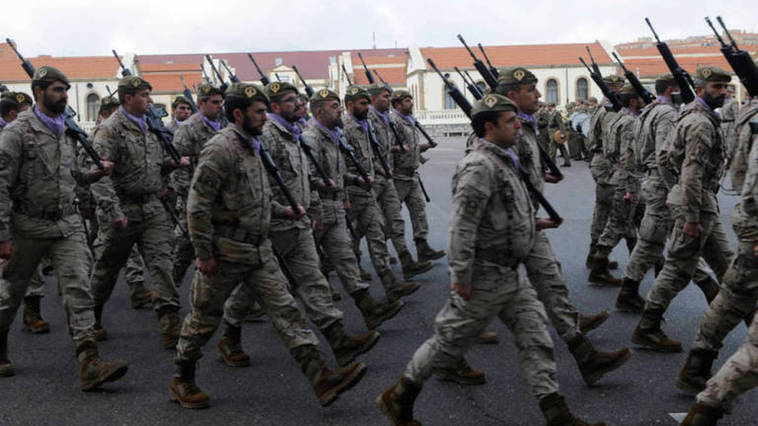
[319,191,343,201]
[117,192,157,204]
[15,204,78,221]
[214,225,265,245]
[395,167,417,176]
[475,248,520,269]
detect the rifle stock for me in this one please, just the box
[179,75,199,114]
[706,16,758,98]
[457,34,498,89]
[341,64,353,85]
[357,52,375,84]
[579,57,622,112]
[292,65,314,98]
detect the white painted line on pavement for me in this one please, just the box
[669,412,686,423]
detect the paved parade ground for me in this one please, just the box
[0,136,752,425]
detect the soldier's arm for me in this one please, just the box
[263,134,292,219]
[90,124,125,222]
[0,128,23,241]
[618,120,637,194]
[679,122,711,223]
[171,125,195,200]
[187,143,227,261]
[448,160,492,285]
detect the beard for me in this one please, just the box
[242,115,263,136]
[703,90,726,109]
[334,117,344,129]
[353,108,368,120]
[42,93,67,115]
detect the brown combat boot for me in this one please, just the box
[588,254,622,287]
[129,284,153,310]
[616,278,645,313]
[217,321,251,367]
[324,322,381,366]
[568,335,631,385]
[380,270,421,303]
[376,376,423,426]
[476,330,499,345]
[676,348,718,395]
[22,296,50,334]
[399,250,433,280]
[354,289,405,330]
[76,340,128,391]
[158,308,181,350]
[0,330,14,377]
[415,239,445,263]
[579,310,610,334]
[694,276,720,305]
[539,392,606,426]
[681,402,723,426]
[632,308,682,352]
[93,305,107,341]
[169,360,211,409]
[294,345,367,407]
[436,358,486,385]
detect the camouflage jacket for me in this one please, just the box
[391,110,431,181]
[588,100,618,184]
[342,114,376,198]
[187,125,287,263]
[166,119,181,133]
[608,107,641,192]
[173,112,219,201]
[665,99,726,223]
[90,108,174,222]
[515,115,545,195]
[0,108,98,240]
[368,107,395,180]
[262,115,320,231]
[728,100,758,192]
[733,127,758,243]
[720,98,739,153]
[634,99,678,176]
[449,139,535,284]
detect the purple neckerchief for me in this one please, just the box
[119,106,146,133]
[392,109,415,125]
[656,95,672,104]
[268,113,301,138]
[480,138,521,170]
[232,124,261,154]
[298,117,308,128]
[351,115,368,133]
[517,112,538,133]
[696,97,721,119]
[313,119,340,145]
[175,119,187,127]
[0,117,7,128]
[33,105,65,139]
[369,105,389,125]
[201,114,221,132]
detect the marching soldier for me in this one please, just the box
[632,67,734,352]
[390,90,446,263]
[89,76,189,348]
[547,103,571,167]
[170,82,366,409]
[0,66,128,389]
[167,95,192,132]
[377,94,604,426]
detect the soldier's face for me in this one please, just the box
[372,91,390,112]
[174,103,192,121]
[126,89,152,115]
[318,99,343,128]
[510,84,541,115]
[491,110,521,147]
[41,81,69,115]
[199,95,223,121]
[351,98,370,120]
[271,91,300,122]
[701,82,728,108]
[396,97,413,115]
[241,100,268,136]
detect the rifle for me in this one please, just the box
[457,34,498,89]
[258,140,301,212]
[105,85,116,98]
[219,60,240,83]
[200,66,211,84]
[342,64,353,85]
[373,69,391,89]
[611,52,655,104]
[292,65,314,97]
[414,121,437,147]
[247,53,270,86]
[113,49,182,164]
[179,74,199,114]
[478,43,499,79]
[205,55,229,92]
[579,57,622,112]
[417,175,431,203]
[160,197,190,239]
[427,58,473,117]
[455,66,483,99]
[336,128,372,191]
[357,52,375,84]
[5,39,103,169]
[645,18,695,103]
[366,120,393,178]
[706,16,758,98]
[275,73,282,82]
[299,133,331,186]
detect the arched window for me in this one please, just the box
[86,93,100,121]
[444,91,456,110]
[546,79,559,105]
[577,77,588,100]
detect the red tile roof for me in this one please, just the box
[0,55,120,81]
[354,67,407,85]
[616,44,749,78]
[140,71,203,93]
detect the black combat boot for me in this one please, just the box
[588,254,622,286]
[568,334,631,385]
[539,392,606,426]
[680,402,723,426]
[415,239,445,263]
[616,278,645,313]
[324,322,380,366]
[376,376,423,426]
[632,308,682,352]
[76,340,128,391]
[353,289,404,330]
[676,348,718,395]
[0,329,13,377]
[399,250,433,279]
[292,345,367,407]
[217,321,251,367]
[22,296,50,334]
[169,359,210,409]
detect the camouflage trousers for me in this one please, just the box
[596,183,644,256]
[645,211,733,312]
[21,266,45,298]
[374,176,409,255]
[347,193,390,275]
[90,214,147,290]
[315,200,369,296]
[175,240,319,362]
[525,231,581,343]
[625,174,713,284]
[171,203,194,286]
[590,183,614,243]
[548,138,570,163]
[0,230,95,342]
[223,227,344,331]
[404,259,558,399]
[394,173,429,242]
[90,206,179,313]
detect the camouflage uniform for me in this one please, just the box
[587,101,618,251]
[171,111,219,284]
[547,109,570,165]
[535,107,551,151]
[727,100,758,192]
[720,97,739,158]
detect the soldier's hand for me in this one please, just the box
[196,257,217,277]
[623,192,633,204]
[179,156,191,168]
[357,176,372,190]
[93,158,114,179]
[285,205,306,220]
[0,241,13,260]
[325,178,336,190]
[544,173,563,184]
[536,218,561,230]
[682,221,704,238]
[429,140,438,148]
[112,216,129,230]
[451,282,471,301]
[344,200,351,211]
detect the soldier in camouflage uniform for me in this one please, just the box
[547,103,571,167]
[342,85,422,302]
[367,83,433,279]
[390,90,446,264]
[171,83,224,286]
[377,94,604,426]
[535,102,551,152]
[167,95,192,132]
[89,76,189,348]
[585,75,625,281]
[680,111,758,425]
[218,81,380,368]
[169,83,366,409]
[632,67,735,353]
[0,66,128,389]
[720,88,739,154]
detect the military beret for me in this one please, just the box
[344,85,370,102]
[390,89,412,103]
[0,91,32,108]
[695,66,731,83]
[32,66,70,88]
[619,84,637,95]
[655,73,675,84]
[496,66,538,87]
[367,82,392,96]
[100,96,119,107]
[225,82,269,105]
[118,76,152,91]
[172,95,192,108]
[471,93,519,117]
[588,96,598,103]
[602,75,625,85]
[265,81,298,100]
[310,88,340,103]
[196,83,224,98]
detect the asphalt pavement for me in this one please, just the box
[0,136,753,425]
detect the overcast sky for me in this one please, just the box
[4,0,757,57]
